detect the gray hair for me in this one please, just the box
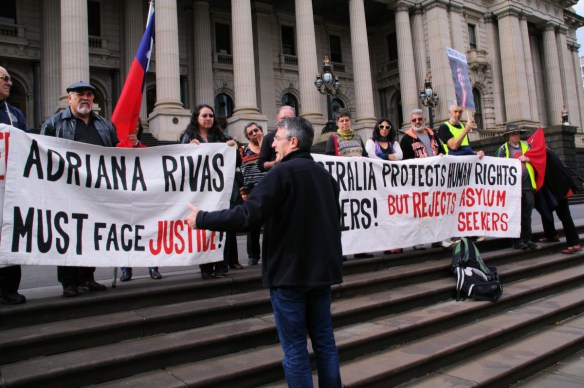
[276,117,314,151]
[277,105,296,121]
[243,122,263,139]
[410,108,424,117]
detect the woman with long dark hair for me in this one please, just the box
[181,104,242,279]
[365,118,403,161]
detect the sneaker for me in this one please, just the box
[561,245,582,254]
[0,291,26,305]
[413,244,426,250]
[120,268,132,282]
[148,267,162,279]
[525,241,538,250]
[513,241,527,250]
[441,240,453,249]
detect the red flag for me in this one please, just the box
[525,128,546,191]
[112,2,154,148]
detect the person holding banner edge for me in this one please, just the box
[0,65,30,305]
[187,116,343,387]
[40,81,140,297]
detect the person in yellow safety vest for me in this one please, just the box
[438,104,485,158]
[496,123,538,250]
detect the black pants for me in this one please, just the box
[57,266,95,288]
[0,265,21,292]
[542,197,580,246]
[247,226,261,260]
[520,189,534,242]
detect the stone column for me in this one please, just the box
[192,1,214,106]
[253,3,277,127]
[542,23,564,126]
[484,14,504,126]
[448,1,465,53]
[41,0,61,119]
[395,3,418,124]
[295,0,323,122]
[349,0,376,134]
[411,6,427,106]
[519,14,539,123]
[425,1,453,121]
[570,44,584,130]
[148,0,191,141]
[558,27,579,129]
[495,7,531,123]
[530,34,548,125]
[59,0,89,107]
[123,0,148,123]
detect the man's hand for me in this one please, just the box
[127,133,139,147]
[186,203,200,229]
[476,150,485,159]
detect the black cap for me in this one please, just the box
[66,81,96,93]
[502,123,526,135]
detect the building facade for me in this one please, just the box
[0,0,583,144]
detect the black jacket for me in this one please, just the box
[196,150,343,289]
[40,108,118,146]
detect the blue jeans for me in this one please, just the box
[270,287,341,388]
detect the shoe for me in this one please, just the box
[383,250,392,254]
[561,245,582,254]
[525,241,538,250]
[80,280,107,291]
[149,267,162,279]
[513,241,527,250]
[229,263,244,270]
[413,244,426,250]
[120,269,132,282]
[538,236,560,243]
[392,248,403,254]
[0,291,26,305]
[248,258,259,265]
[213,270,227,278]
[62,286,79,297]
[342,256,348,262]
[474,236,486,243]
[201,271,213,279]
[431,242,443,248]
[354,253,373,259]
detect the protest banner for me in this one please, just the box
[313,154,521,255]
[0,125,235,267]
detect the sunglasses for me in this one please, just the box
[411,118,424,123]
[247,127,261,136]
[200,114,214,118]
[0,75,11,83]
[379,125,391,130]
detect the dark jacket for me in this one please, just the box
[0,100,29,132]
[196,150,343,289]
[257,130,276,172]
[40,108,118,146]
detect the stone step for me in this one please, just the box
[2,243,580,365]
[90,270,584,388]
[398,313,584,387]
[6,256,575,388]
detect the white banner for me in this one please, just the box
[0,126,522,265]
[0,125,235,267]
[312,154,522,255]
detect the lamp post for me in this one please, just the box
[418,73,440,129]
[314,56,341,133]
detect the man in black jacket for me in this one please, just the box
[0,66,29,305]
[187,117,343,387]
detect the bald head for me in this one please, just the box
[0,66,13,101]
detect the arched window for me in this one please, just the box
[331,98,345,116]
[473,88,483,130]
[214,93,233,118]
[281,93,299,115]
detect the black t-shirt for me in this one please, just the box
[73,117,104,146]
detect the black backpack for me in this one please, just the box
[451,238,503,302]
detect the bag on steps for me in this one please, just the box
[451,237,502,302]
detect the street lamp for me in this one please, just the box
[419,73,440,129]
[314,56,341,133]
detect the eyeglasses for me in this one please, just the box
[247,127,261,136]
[379,125,391,130]
[0,75,11,83]
[274,135,290,142]
[411,118,424,123]
[200,114,214,118]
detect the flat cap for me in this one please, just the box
[66,81,96,93]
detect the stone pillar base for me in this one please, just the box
[148,108,192,142]
[353,117,377,143]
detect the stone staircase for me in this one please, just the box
[2,230,584,387]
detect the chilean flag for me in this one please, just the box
[112,2,154,148]
[525,128,547,191]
